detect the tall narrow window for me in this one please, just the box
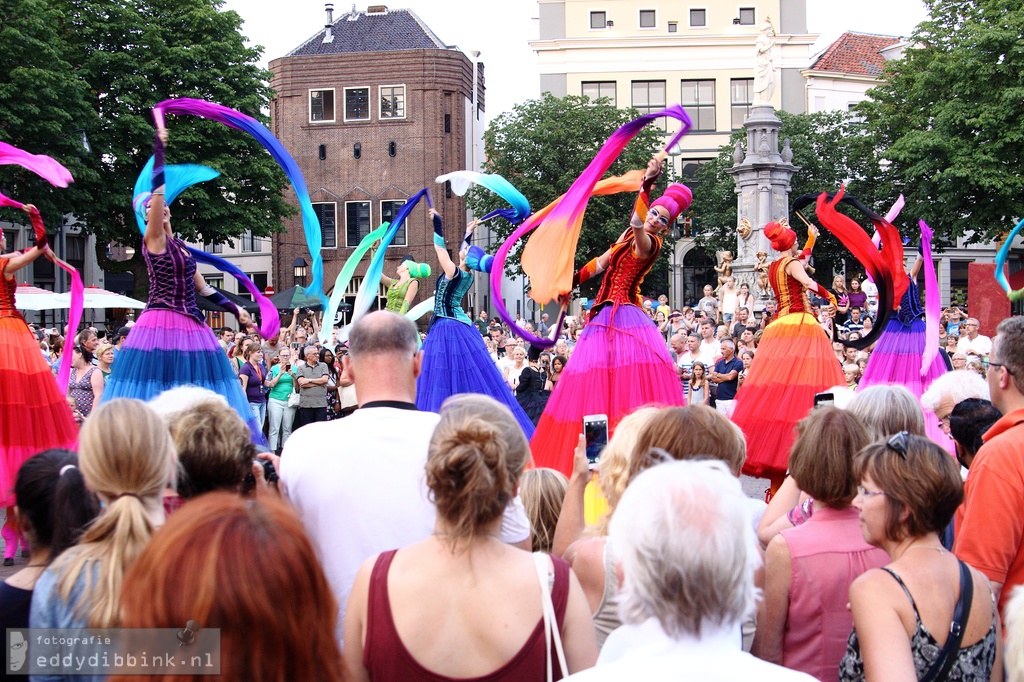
[590,11,606,29]
[631,80,667,131]
[241,229,261,253]
[581,81,617,106]
[380,85,406,119]
[681,80,716,131]
[639,9,656,27]
[313,203,337,249]
[730,79,754,129]
[345,201,371,246]
[309,89,335,122]
[380,200,408,246]
[344,87,370,122]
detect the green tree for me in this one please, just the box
[689,109,890,278]
[860,0,1024,245]
[468,93,670,299]
[0,0,99,232]
[50,0,291,297]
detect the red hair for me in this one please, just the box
[114,493,342,682]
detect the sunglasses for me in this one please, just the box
[886,431,910,459]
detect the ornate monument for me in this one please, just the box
[725,16,798,310]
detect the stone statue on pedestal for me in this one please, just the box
[754,19,777,106]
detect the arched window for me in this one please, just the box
[682,247,716,307]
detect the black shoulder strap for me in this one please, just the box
[922,560,974,682]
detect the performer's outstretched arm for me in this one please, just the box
[195,270,252,328]
[401,280,419,314]
[2,205,53,274]
[144,127,170,255]
[430,207,458,279]
[629,156,664,259]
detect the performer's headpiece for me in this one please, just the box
[764,220,796,252]
[133,191,153,214]
[650,183,693,225]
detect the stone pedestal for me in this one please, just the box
[725,105,799,311]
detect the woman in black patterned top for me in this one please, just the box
[839,433,1001,681]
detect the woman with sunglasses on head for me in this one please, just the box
[839,432,1001,681]
[531,157,690,476]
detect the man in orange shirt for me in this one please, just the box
[954,316,1024,616]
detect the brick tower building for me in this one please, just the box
[269,5,484,322]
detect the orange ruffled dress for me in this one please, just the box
[733,256,843,478]
[0,260,77,506]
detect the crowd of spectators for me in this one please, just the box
[9,279,1023,682]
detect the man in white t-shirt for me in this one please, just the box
[696,320,721,367]
[279,312,530,649]
[957,318,992,358]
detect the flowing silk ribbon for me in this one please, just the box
[404,297,435,322]
[154,98,327,315]
[520,105,692,305]
[132,158,280,338]
[435,171,531,224]
[318,222,389,342]
[491,171,646,347]
[338,188,432,341]
[0,144,81,391]
[811,187,904,350]
[0,141,74,187]
[995,218,1024,302]
[918,220,941,376]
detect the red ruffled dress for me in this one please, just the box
[733,256,844,478]
[530,233,685,476]
[0,259,77,506]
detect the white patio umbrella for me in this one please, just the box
[54,286,146,309]
[13,284,67,311]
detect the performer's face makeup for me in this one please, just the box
[645,207,671,234]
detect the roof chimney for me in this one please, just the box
[347,3,358,20]
[323,3,334,43]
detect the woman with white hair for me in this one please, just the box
[565,459,814,681]
[919,369,990,437]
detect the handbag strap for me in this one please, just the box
[921,560,974,682]
[533,553,568,682]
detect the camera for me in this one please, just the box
[243,458,278,490]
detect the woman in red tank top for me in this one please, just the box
[344,394,598,681]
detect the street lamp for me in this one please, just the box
[292,257,308,286]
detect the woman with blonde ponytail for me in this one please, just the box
[30,399,176,637]
[344,394,597,681]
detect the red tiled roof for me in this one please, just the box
[810,32,902,76]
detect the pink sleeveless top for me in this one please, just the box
[364,550,570,682]
[780,506,890,681]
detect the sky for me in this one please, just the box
[222,0,928,124]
